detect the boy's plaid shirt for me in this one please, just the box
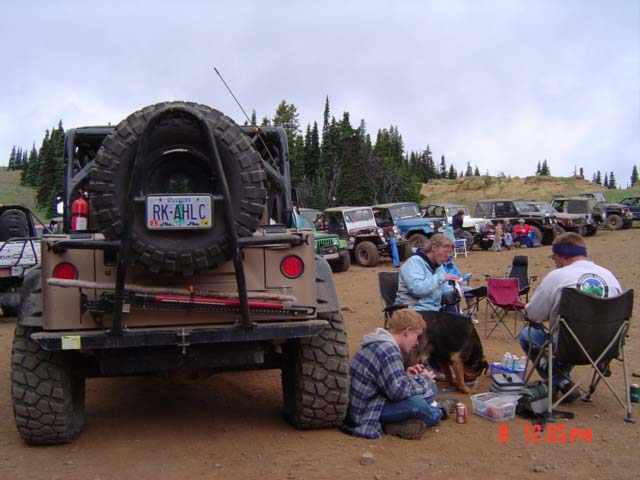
[344,336,434,438]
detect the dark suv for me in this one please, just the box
[474,199,557,245]
[619,196,640,222]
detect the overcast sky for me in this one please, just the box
[2,0,639,183]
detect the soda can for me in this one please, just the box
[630,384,640,404]
[456,402,467,424]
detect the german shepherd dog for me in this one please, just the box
[407,311,489,394]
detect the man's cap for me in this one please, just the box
[518,218,525,223]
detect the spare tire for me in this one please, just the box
[0,209,29,242]
[89,102,267,275]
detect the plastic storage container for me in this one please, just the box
[471,393,521,422]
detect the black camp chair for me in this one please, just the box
[507,255,537,302]
[378,271,405,327]
[523,287,635,423]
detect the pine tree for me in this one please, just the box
[630,165,639,186]
[608,171,616,189]
[579,167,584,177]
[36,129,53,206]
[250,109,257,127]
[448,164,457,179]
[47,121,66,216]
[535,161,541,175]
[21,144,36,185]
[595,170,602,185]
[474,166,480,176]
[438,155,447,178]
[603,173,608,188]
[465,162,473,176]
[8,146,17,170]
[539,159,550,176]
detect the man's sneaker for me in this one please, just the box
[554,379,580,404]
[470,314,479,324]
[383,419,427,439]
[436,397,458,420]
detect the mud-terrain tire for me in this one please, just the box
[0,209,29,240]
[605,214,623,230]
[11,326,85,444]
[330,251,351,273]
[408,233,429,250]
[89,101,267,275]
[355,241,379,267]
[281,311,349,428]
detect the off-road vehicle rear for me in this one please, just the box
[11,102,349,445]
[576,192,633,230]
[545,198,598,236]
[0,205,48,316]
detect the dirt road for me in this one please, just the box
[1,228,638,480]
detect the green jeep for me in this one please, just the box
[299,208,350,272]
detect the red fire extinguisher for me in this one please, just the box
[71,192,89,231]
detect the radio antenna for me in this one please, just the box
[214,67,253,125]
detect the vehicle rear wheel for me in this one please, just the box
[408,233,429,250]
[281,311,349,428]
[89,101,267,275]
[11,326,85,444]
[605,214,623,230]
[330,250,351,273]
[355,241,379,267]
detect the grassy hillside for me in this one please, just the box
[0,169,49,220]
[419,175,640,209]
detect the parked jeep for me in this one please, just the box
[474,199,557,245]
[323,206,407,267]
[577,192,633,230]
[0,205,48,317]
[298,207,350,272]
[619,196,640,222]
[423,202,487,249]
[373,202,442,250]
[533,199,597,236]
[11,102,349,445]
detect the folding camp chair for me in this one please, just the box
[485,277,526,340]
[378,271,405,327]
[507,255,538,302]
[523,287,635,423]
[444,226,468,258]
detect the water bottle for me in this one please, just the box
[511,355,519,371]
[502,352,512,368]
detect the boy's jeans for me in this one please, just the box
[379,391,442,427]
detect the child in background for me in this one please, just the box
[491,222,503,251]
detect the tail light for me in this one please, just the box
[52,262,78,280]
[280,255,304,279]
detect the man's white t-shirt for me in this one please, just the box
[525,259,622,329]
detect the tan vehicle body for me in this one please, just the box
[40,231,317,331]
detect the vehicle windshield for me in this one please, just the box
[297,215,315,229]
[344,208,374,223]
[446,206,469,216]
[529,203,555,215]
[389,204,420,219]
[514,201,536,214]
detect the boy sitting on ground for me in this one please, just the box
[342,309,455,440]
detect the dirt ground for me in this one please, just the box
[1,227,639,480]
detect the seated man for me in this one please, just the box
[517,232,622,402]
[396,234,459,312]
[343,309,454,439]
[513,219,532,247]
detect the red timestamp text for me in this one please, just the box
[498,424,593,444]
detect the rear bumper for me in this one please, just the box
[31,319,329,351]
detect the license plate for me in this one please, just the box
[146,195,213,230]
